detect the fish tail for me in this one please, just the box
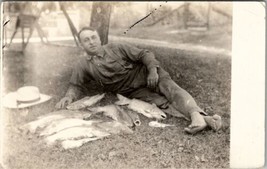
[94,93,106,101]
[99,93,106,98]
[115,94,131,105]
[116,106,134,127]
[125,109,141,126]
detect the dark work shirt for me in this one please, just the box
[69,43,160,94]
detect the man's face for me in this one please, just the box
[79,30,102,54]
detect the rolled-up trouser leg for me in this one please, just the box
[124,87,189,119]
[157,67,206,119]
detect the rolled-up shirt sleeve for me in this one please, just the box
[118,43,160,70]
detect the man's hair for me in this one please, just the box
[77,27,98,42]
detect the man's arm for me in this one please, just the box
[56,59,92,109]
[65,84,84,101]
[118,43,160,88]
[55,84,84,109]
[118,43,160,69]
[139,50,159,88]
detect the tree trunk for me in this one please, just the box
[206,3,211,30]
[60,3,79,46]
[90,2,112,45]
[183,2,190,29]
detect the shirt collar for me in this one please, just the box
[85,47,105,61]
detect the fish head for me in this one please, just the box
[145,103,167,120]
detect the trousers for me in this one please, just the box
[122,67,206,120]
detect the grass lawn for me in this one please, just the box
[109,24,232,51]
[2,41,231,169]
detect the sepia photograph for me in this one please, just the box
[1,1,251,169]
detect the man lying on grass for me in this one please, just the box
[56,27,222,134]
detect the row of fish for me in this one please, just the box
[21,109,134,149]
[21,93,175,149]
[67,93,167,120]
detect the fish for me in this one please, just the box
[66,93,105,110]
[88,104,134,127]
[115,94,167,120]
[37,110,88,120]
[148,121,175,128]
[22,114,67,133]
[93,121,133,134]
[45,126,110,145]
[61,137,101,149]
[22,110,90,133]
[60,121,133,149]
[40,118,101,136]
[57,121,133,148]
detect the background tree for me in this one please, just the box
[90,2,112,45]
[59,3,79,46]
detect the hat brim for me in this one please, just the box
[2,92,52,109]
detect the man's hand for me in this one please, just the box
[147,67,159,89]
[55,97,74,109]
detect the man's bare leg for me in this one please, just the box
[157,68,222,134]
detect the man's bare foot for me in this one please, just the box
[203,114,222,131]
[184,111,208,134]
